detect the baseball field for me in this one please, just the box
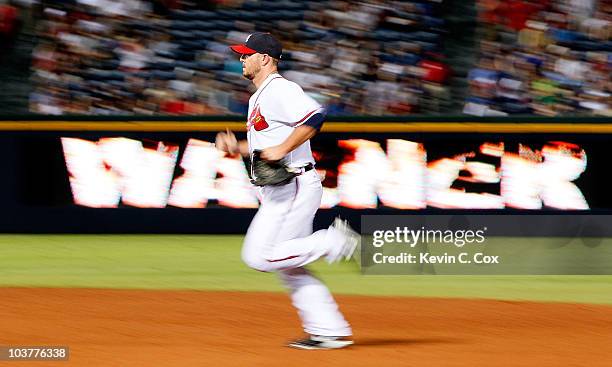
[1,235,611,366]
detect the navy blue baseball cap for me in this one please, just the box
[230,32,283,59]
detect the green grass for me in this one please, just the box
[0,235,611,305]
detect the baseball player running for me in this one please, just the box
[215,32,358,350]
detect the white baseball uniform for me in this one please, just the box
[241,73,352,337]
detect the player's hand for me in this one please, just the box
[215,129,238,154]
[215,132,228,152]
[261,144,288,161]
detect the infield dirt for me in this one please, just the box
[1,288,611,366]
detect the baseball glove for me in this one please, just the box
[250,150,297,186]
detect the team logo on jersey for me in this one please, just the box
[247,105,269,131]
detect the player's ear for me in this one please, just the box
[261,54,271,66]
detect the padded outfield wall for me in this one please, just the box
[0,115,610,233]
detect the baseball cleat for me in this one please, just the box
[288,335,354,350]
[325,217,360,264]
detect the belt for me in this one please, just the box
[289,163,315,175]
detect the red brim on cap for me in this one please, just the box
[230,44,257,55]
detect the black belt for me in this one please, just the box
[292,163,315,175]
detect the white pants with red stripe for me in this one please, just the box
[242,169,352,337]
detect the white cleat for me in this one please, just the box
[325,217,360,264]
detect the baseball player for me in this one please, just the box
[215,32,358,350]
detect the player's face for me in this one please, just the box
[240,53,261,80]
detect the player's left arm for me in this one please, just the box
[260,112,325,161]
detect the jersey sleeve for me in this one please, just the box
[265,80,325,127]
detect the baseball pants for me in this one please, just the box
[242,169,352,337]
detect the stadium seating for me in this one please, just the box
[30,0,452,115]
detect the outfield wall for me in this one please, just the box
[0,116,610,234]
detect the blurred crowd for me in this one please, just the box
[29,0,451,116]
[464,0,611,116]
[0,1,19,48]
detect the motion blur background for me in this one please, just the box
[0,0,609,117]
[1,4,611,365]
[0,0,610,233]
